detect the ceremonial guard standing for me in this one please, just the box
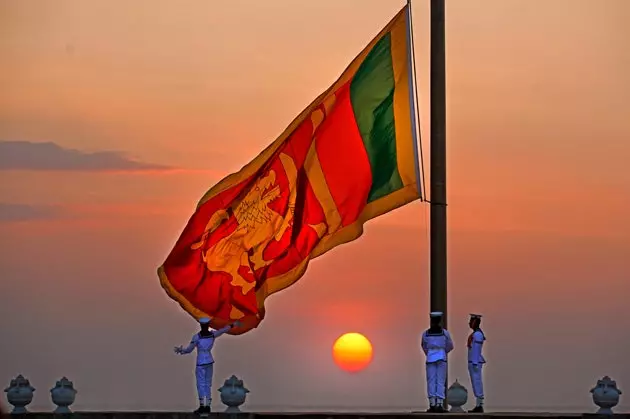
[421,311,454,413]
[467,313,486,412]
[174,317,240,414]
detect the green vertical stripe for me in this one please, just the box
[349,32,403,202]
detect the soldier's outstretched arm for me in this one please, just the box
[177,335,198,354]
[445,330,454,353]
[213,321,242,338]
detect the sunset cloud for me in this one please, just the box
[0,141,170,172]
[0,201,184,225]
[0,203,65,223]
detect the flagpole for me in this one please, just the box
[429,0,449,403]
[406,0,447,324]
[406,0,449,405]
[429,0,447,334]
[407,0,448,406]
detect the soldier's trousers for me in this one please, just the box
[426,360,447,400]
[468,362,484,398]
[195,363,214,404]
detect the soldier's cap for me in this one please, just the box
[430,311,443,318]
[469,313,483,319]
[199,317,211,325]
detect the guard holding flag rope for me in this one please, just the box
[421,311,454,412]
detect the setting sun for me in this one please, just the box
[332,332,374,373]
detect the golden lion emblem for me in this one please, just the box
[190,153,299,297]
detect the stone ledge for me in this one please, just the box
[6,413,629,419]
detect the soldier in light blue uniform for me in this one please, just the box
[421,311,454,413]
[174,317,240,414]
[467,313,486,412]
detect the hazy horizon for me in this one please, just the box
[1,0,629,413]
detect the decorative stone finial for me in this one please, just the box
[4,374,35,414]
[590,376,622,415]
[446,379,468,412]
[218,375,249,413]
[50,377,77,413]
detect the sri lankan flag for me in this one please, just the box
[158,5,421,334]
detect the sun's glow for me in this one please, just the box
[332,332,373,372]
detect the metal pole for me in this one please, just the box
[430,0,447,332]
[430,0,448,402]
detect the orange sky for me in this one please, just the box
[1,0,629,413]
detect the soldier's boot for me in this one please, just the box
[468,397,484,413]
